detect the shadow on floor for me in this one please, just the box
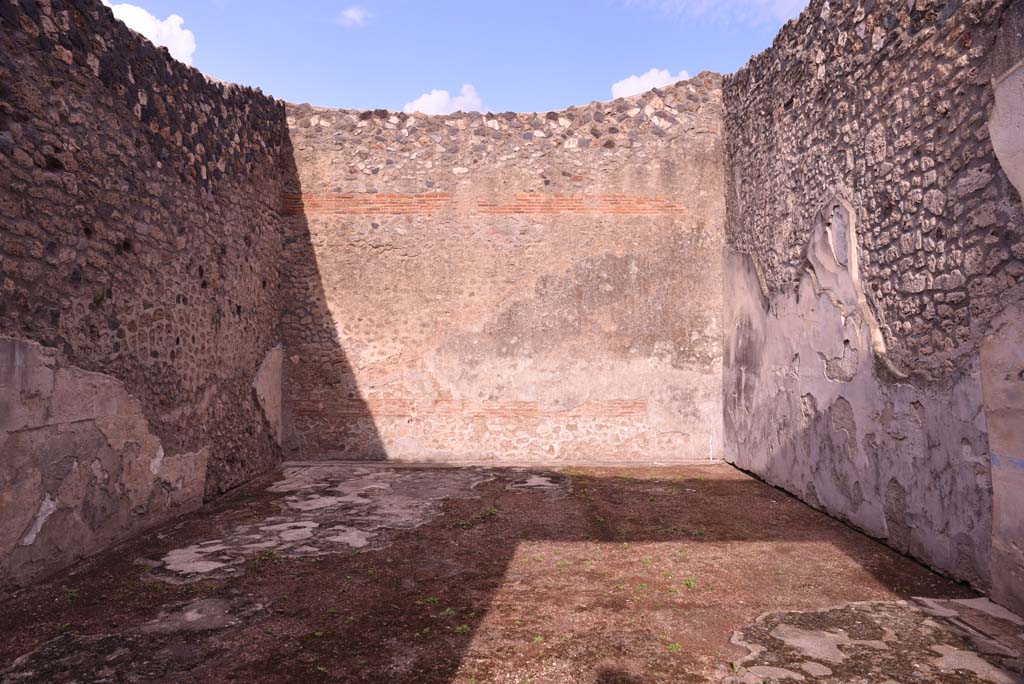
[2,463,1009,684]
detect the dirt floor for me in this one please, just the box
[1,463,1021,684]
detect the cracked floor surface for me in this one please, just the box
[0,463,1020,683]
[723,598,1023,683]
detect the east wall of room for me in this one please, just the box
[721,0,1024,611]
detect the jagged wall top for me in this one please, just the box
[1,0,285,194]
[285,72,723,193]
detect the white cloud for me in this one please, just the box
[338,6,371,27]
[611,68,690,99]
[403,84,485,115]
[102,1,196,65]
[628,0,807,24]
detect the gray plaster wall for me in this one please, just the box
[723,208,992,588]
[985,0,1024,615]
[722,0,1024,604]
[981,292,1024,613]
[0,337,209,585]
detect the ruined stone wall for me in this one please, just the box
[282,74,725,464]
[0,0,287,585]
[722,0,1024,603]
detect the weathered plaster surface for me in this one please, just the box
[981,296,1024,614]
[991,60,1024,194]
[722,0,1023,600]
[983,1,1024,617]
[0,0,286,507]
[990,0,1024,195]
[144,464,566,583]
[723,203,992,587]
[0,0,287,584]
[254,345,284,446]
[0,337,208,586]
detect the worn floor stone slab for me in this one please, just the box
[144,464,567,583]
[721,599,1024,683]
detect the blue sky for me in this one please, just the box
[103,0,808,112]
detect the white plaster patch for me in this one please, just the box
[768,623,887,664]
[799,662,832,677]
[149,446,164,475]
[162,546,229,574]
[20,494,56,546]
[748,665,805,680]
[508,473,567,492]
[284,495,346,511]
[326,525,373,548]
[148,464,499,582]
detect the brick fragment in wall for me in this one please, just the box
[283,193,692,216]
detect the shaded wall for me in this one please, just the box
[0,0,287,585]
[722,0,1024,607]
[282,75,726,464]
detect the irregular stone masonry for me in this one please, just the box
[477,194,689,215]
[284,76,723,197]
[723,0,1024,379]
[1,0,288,586]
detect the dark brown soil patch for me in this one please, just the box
[0,464,975,683]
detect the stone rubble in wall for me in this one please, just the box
[722,0,1024,378]
[285,72,723,192]
[0,0,288,510]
